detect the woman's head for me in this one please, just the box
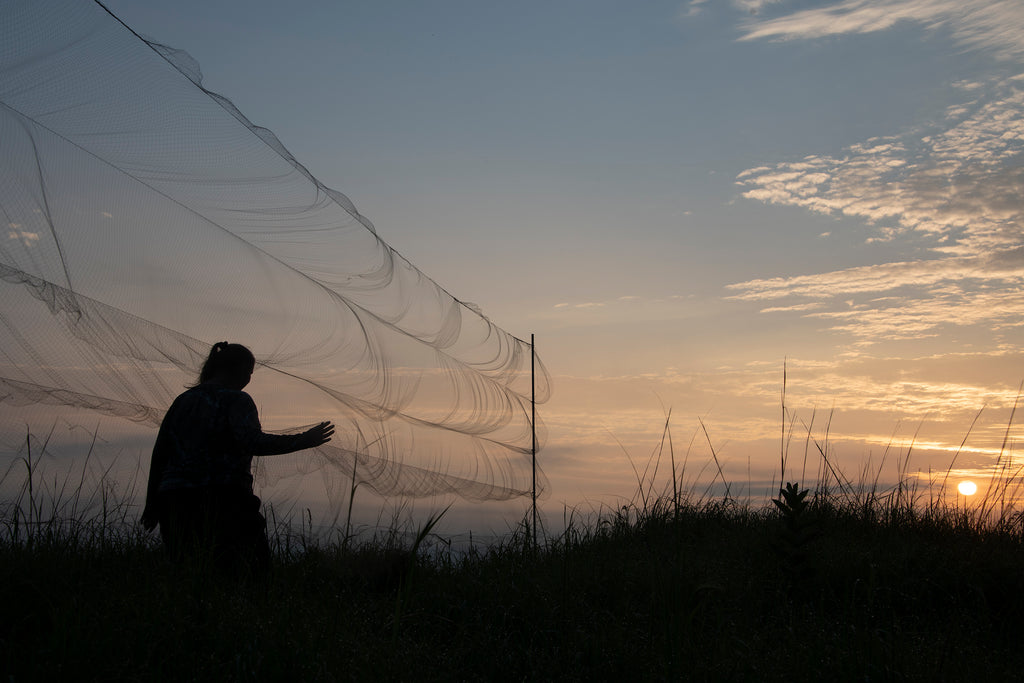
[198,342,255,388]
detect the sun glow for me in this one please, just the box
[957,480,978,496]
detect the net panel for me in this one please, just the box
[0,0,550,507]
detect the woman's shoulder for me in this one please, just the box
[207,385,257,409]
[171,384,254,409]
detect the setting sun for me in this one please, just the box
[957,481,978,496]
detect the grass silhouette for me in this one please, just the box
[2,406,1024,681]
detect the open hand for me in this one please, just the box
[302,421,335,449]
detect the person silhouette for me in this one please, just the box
[140,342,334,576]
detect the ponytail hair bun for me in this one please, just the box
[198,342,255,384]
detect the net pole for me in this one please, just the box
[531,333,537,551]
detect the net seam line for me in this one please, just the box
[91,0,531,348]
[0,260,539,449]
[0,374,539,499]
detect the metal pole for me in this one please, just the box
[531,333,537,550]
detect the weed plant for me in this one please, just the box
[2,413,1024,682]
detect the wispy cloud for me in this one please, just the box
[733,0,786,15]
[729,251,1024,301]
[554,301,605,309]
[737,78,1024,255]
[679,0,710,19]
[730,71,1024,341]
[729,254,1024,342]
[7,224,40,247]
[739,0,1024,61]
[551,294,692,312]
[806,284,1024,343]
[759,302,827,314]
[780,368,1022,419]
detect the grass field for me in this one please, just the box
[3,419,1024,682]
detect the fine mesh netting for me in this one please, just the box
[0,0,550,510]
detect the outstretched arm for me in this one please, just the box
[230,393,335,456]
[246,421,336,456]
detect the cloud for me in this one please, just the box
[736,79,1024,254]
[728,252,1024,302]
[549,294,690,311]
[739,0,1024,61]
[806,284,1024,342]
[759,302,827,314]
[779,366,1022,419]
[730,73,1024,342]
[735,0,785,15]
[679,0,710,19]
[7,224,40,247]
[729,255,1024,342]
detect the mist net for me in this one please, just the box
[0,0,550,515]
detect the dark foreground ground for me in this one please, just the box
[3,494,1024,682]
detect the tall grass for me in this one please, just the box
[0,425,147,551]
[2,401,1024,681]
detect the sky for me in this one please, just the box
[88,0,1024,527]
